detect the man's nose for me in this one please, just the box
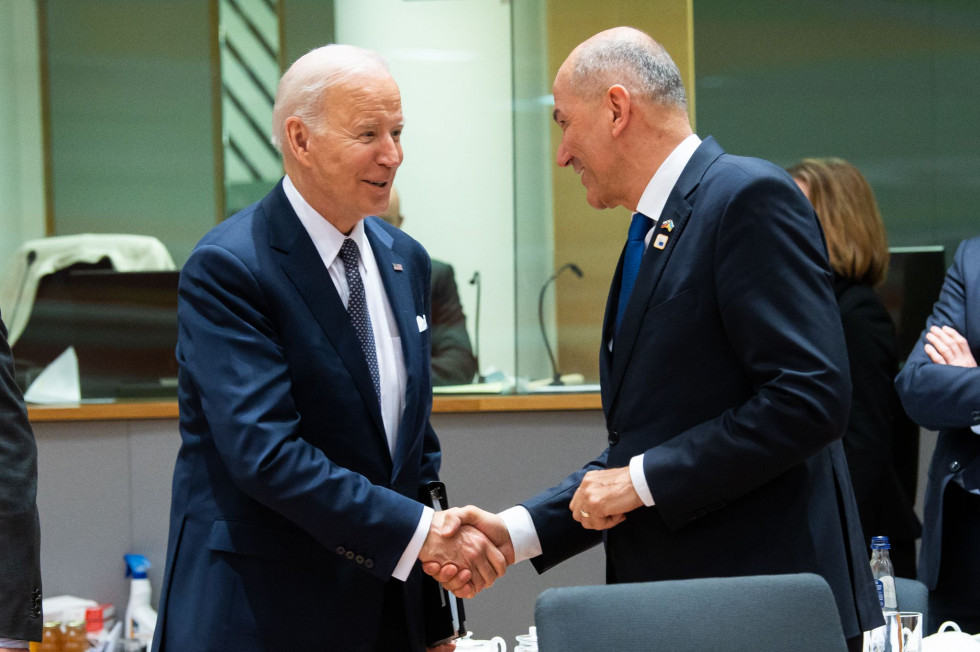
[555,141,572,167]
[378,135,402,167]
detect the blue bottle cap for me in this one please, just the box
[870,536,891,550]
[124,554,151,579]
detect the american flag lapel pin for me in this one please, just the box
[393,263,403,272]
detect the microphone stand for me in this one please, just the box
[538,263,583,386]
[468,271,483,383]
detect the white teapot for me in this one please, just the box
[922,622,980,652]
[454,630,506,652]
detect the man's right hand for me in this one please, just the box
[422,506,515,597]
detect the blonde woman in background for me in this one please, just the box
[788,158,921,578]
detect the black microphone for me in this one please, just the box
[538,262,583,386]
[7,249,37,342]
[468,270,483,383]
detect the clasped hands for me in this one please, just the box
[418,466,643,598]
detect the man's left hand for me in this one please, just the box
[569,466,643,530]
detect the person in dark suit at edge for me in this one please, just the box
[151,44,506,652]
[896,236,980,633]
[788,158,921,578]
[0,310,42,651]
[427,27,883,651]
[377,187,478,386]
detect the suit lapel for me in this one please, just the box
[263,182,388,439]
[603,138,726,415]
[365,218,422,476]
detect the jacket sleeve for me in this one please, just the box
[895,239,980,432]
[644,173,852,531]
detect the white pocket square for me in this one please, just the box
[417,315,428,332]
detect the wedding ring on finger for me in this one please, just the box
[580,510,591,518]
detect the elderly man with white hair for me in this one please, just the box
[151,45,504,652]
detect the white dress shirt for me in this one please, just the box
[283,176,432,580]
[500,134,703,563]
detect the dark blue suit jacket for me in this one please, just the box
[895,237,980,589]
[521,138,882,639]
[0,313,42,643]
[153,181,441,652]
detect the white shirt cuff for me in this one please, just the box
[972,424,980,435]
[630,454,655,506]
[0,639,28,649]
[498,505,542,564]
[393,505,434,581]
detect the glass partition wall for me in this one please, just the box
[8,0,978,398]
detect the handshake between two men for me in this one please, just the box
[415,466,644,598]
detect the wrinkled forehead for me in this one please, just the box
[324,70,403,120]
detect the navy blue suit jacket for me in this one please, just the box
[153,181,441,652]
[895,237,980,589]
[0,313,42,643]
[521,138,882,639]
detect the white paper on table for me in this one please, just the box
[23,346,81,404]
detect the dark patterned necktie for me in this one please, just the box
[339,238,380,400]
[615,212,653,333]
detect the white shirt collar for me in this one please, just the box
[635,133,702,224]
[282,174,367,269]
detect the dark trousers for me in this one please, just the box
[929,483,980,634]
[374,579,415,652]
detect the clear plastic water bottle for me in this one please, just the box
[870,535,898,611]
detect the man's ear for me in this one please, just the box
[607,84,631,138]
[284,116,312,167]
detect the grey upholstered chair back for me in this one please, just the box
[895,576,929,625]
[534,573,849,652]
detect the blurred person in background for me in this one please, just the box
[896,236,980,633]
[789,157,921,578]
[378,187,478,386]
[0,309,42,650]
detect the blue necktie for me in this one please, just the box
[615,212,653,333]
[339,238,381,400]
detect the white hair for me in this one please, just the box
[571,29,687,110]
[271,44,390,152]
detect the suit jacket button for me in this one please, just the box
[365,559,374,569]
[950,460,962,473]
[608,430,619,446]
[346,551,355,560]
[336,546,346,556]
[355,555,365,565]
